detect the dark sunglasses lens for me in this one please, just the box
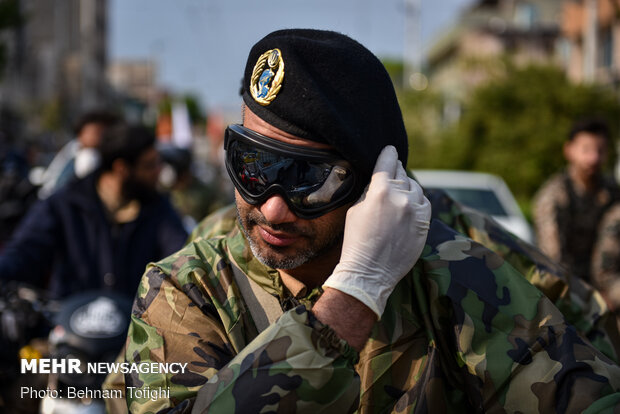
[287,163,353,208]
[227,139,354,211]
[228,139,280,194]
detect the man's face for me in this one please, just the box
[564,132,608,180]
[122,146,162,201]
[78,123,105,148]
[235,109,349,270]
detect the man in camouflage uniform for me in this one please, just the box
[174,184,620,364]
[121,30,620,413]
[533,119,619,283]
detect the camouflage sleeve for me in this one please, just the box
[533,178,565,263]
[125,267,233,413]
[125,267,360,414]
[421,222,620,413]
[191,307,360,413]
[426,188,620,363]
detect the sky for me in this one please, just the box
[109,0,475,112]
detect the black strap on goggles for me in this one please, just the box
[224,124,358,219]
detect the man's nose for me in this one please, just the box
[259,194,297,224]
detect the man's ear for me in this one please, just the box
[563,141,572,162]
[111,159,130,179]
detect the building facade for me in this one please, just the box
[0,0,109,134]
[426,0,565,122]
[562,0,620,87]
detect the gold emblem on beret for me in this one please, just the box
[250,48,284,106]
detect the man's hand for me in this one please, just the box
[322,145,431,318]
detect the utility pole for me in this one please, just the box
[403,0,422,89]
[80,0,108,110]
[583,0,598,82]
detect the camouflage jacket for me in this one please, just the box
[124,203,620,413]
[427,189,620,362]
[533,171,619,283]
[592,203,620,307]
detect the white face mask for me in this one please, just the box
[74,147,101,178]
[158,163,177,189]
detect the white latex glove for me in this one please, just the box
[322,145,431,318]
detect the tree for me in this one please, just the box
[398,87,443,169]
[403,63,620,211]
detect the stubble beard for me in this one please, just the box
[236,206,344,270]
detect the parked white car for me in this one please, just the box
[412,170,536,245]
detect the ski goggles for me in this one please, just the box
[224,124,359,219]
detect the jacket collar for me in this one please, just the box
[58,172,104,212]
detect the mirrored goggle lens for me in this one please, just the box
[227,135,355,213]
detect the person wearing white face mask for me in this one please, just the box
[37,110,120,199]
[0,124,188,298]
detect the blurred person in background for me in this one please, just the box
[0,123,187,299]
[158,143,231,232]
[533,118,619,283]
[37,109,120,199]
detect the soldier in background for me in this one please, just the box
[533,118,619,283]
[118,30,620,413]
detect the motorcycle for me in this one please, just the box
[0,284,132,414]
[0,283,54,413]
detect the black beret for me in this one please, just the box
[242,29,408,188]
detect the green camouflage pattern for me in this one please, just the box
[123,200,620,413]
[188,204,239,242]
[426,188,620,363]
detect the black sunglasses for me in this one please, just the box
[224,124,359,219]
